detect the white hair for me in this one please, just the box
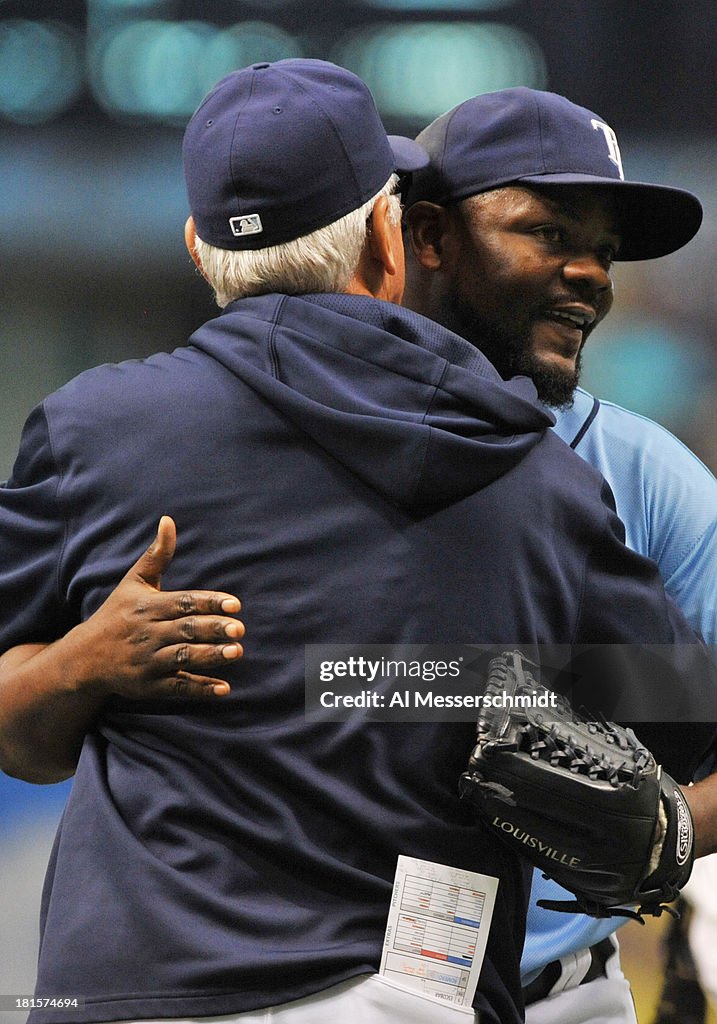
[194,174,401,308]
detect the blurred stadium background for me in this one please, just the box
[1,1,716,1019]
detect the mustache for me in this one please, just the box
[543,291,608,319]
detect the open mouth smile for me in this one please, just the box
[546,307,596,332]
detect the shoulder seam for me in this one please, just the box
[569,396,601,450]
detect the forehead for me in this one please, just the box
[463,184,621,234]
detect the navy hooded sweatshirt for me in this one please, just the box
[0,294,714,1024]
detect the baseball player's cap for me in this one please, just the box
[183,58,428,251]
[408,87,702,260]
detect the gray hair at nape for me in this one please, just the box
[194,174,401,308]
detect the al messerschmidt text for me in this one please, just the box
[318,689,560,709]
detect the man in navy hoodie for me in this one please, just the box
[0,61,715,1024]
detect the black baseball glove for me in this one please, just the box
[459,651,695,921]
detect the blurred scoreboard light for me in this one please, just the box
[0,19,84,125]
[88,19,301,122]
[360,0,517,8]
[332,21,546,121]
[201,22,303,92]
[0,5,545,128]
[90,19,214,120]
[91,0,165,8]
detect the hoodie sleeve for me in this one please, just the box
[0,404,75,649]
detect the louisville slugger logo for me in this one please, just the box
[674,789,693,866]
[492,816,581,867]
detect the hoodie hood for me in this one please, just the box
[190,292,554,511]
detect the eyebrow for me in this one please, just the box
[534,192,583,222]
[530,188,621,235]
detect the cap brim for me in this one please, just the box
[518,173,703,260]
[388,135,429,174]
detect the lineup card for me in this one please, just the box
[379,855,499,1011]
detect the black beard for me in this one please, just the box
[516,349,582,410]
[436,293,581,409]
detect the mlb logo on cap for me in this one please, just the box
[230,214,263,238]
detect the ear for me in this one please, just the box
[404,201,451,271]
[367,195,400,278]
[184,216,203,272]
[345,195,405,304]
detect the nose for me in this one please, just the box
[561,253,613,294]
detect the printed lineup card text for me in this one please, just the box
[379,855,498,1011]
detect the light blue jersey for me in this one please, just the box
[521,386,717,983]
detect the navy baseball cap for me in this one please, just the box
[183,59,428,251]
[409,87,703,261]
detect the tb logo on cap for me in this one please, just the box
[591,119,624,180]
[229,213,264,237]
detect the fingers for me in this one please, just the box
[165,630,243,672]
[151,613,245,647]
[164,590,242,617]
[141,671,234,700]
[159,640,244,671]
[140,614,245,684]
[126,611,245,674]
[113,632,244,701]
[131,599,244,638]
[130,641,244,701]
